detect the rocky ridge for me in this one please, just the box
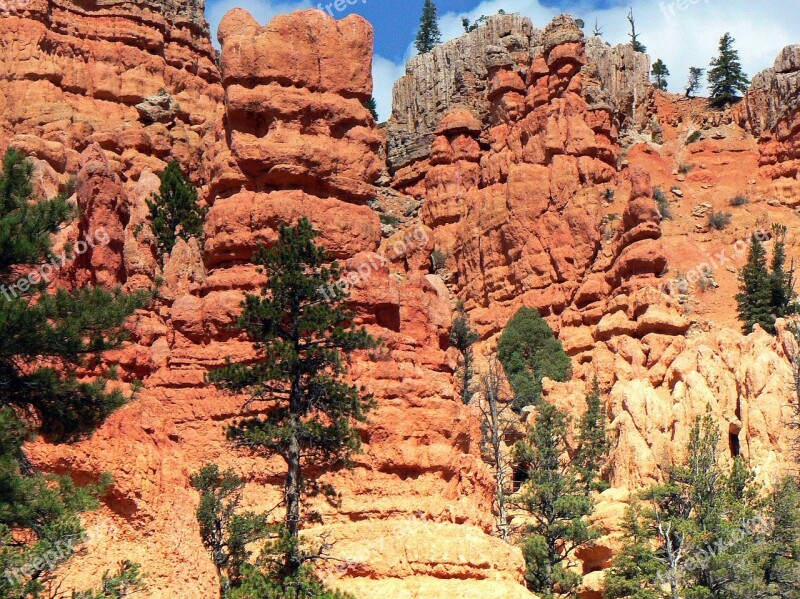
[386,13,651,172]
[735,45,800,185]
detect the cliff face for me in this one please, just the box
[16,7,529,598]
[0,0,222,183]
[3,6,800,599]
[386,13,651,172]
[734,45,800,185]
[387,11,796,508]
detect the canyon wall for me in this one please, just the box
[1,5,799,598]
[735,45,800,187]
[11,5,529,597]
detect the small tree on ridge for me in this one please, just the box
[708,33,750,108]
[415,0,442,54]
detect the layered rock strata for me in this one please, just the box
[386,13,650,171]
[2,6,799,598]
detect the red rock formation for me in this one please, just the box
[13,7,530,597]
[397,16,665,338]
[3,6,799,598]
[0,0,223,186]
[735,45,800,186]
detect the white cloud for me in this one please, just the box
[576,0,796,95]
[372,55,407,122]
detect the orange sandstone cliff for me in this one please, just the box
[1,4,800,598]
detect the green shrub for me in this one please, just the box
[147,161,206,259]
[707,210,732,231]
[698,267,716,293]
[379,213,401,227]
[363,97,378,120]
[602,213,619,241]
[730,194,749,207]
[686,130,702,145]
[654,188,672,220]
[678,162,694,174]
[431,249,448,271]
[497,307,571,410]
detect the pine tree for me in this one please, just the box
[736,233,775,334]
[0,149,145,597]
[191,465,271,596]
[686,67,705,98]
[415,0,441,54]
[450,303,479,405]
[761,477,800,594]
[651,59,670,91]
[71,562,145,598]
[627,8,647,53]
[514,401,599,596]
[708,33,750,109]
[191,465,354,599]
[574,378,610,494]
[209,218,377,588]
[603,503,663,599]
[603,412,795,599]
[146,161,207,258]
[497,307,572,410]
[363,98,378,121]
[770,224,798,318]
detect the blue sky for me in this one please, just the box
[205,0,800,121]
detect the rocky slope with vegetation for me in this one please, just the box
[1,3,800,598]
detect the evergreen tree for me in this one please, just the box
[191,463,351,599]
[191,465,271,596]
[736,233,775,334]
[603,412,800,599]
[415,0,441,54]
[651,59,670,91]
[760,477,800,595]
[513,401,599,596]
[497,307,572,410]
[686,67,705,98]
[0,148,145,598]
[450,303,479,405]
[363,98,378,121]
[462,9,505,33]
[209,218,377,588]
[708,33,750,109]
[627,8,647,53]
[603,503,663,599]
[71,562,144,598]
[146,161,207,259]
[770,224,798,318]
[574,378,610,494]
